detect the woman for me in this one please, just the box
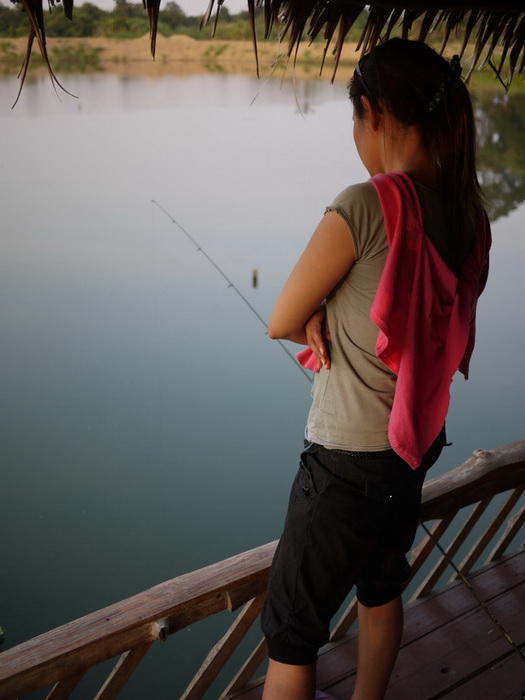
[260,39,491,700]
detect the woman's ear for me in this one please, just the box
[360,95,382,132]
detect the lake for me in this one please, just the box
[1,69,524,698]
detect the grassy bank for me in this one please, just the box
[0,34,363,81]
[2,35,521,93]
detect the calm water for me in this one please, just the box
[1,71,524,698]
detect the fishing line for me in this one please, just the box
[151,199,313,384]
[420,521,525,664]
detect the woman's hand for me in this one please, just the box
[305,305,332,369]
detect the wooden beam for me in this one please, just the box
[408,513,456,594]
[487,503,525,562]
[413,499,490,598]
[330,597,358,641]
[0,542,276,699]
[451,486,524,578]
[220,638,268,699]
[181,594,266,700]
[94,643,154,700]
[46,671,85,699]
[420,440,525,521]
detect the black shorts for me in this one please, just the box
[261,430,445,666]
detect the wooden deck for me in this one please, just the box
[234,548,525,700]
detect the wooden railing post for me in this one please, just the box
[181,593,266,700]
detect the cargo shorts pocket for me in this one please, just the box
[295,441,333,511]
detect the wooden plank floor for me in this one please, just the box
[234,549,525,700]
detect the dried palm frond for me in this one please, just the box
[143,0,162,58]
[203,0,525,88]
[11,0,77,107]
[9,0,525,104]
[9,0,163,104]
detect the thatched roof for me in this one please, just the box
[221,1,525,86]
[10,0,525,104]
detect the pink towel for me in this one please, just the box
[296,347,322,372]
[370,172,490,468]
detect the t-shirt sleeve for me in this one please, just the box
[326,181,386,261]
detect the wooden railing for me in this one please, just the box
[0,440,524,700]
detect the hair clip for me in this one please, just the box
[428,54,462,113]
[354,58,370,94]
[448,54,462,80]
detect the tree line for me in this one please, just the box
[0,0,275,40]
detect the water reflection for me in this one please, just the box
[3,72,525,221]
[476,90,525,219]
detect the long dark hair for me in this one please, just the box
[349,38,485,262]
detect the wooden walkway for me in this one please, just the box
[234,548,525,700]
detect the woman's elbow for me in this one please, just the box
[267,320,284,340]
[268,319,304,343]
[268,314,292,339]
[268,304,306,341]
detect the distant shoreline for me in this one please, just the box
[0,35,361,81]
[1,36,505,90]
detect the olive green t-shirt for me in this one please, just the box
[305,178,451,451]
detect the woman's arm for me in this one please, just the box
[268,210,355,347]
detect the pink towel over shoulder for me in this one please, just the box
[370,172,491,468]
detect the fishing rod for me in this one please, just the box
[151,199,313,384]
[420,521,525,666]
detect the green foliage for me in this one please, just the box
[0,0,148,38]
[0,4,27,37]
[42,3,106,37]
[202,43,228,58]
[475,87,525,220]
[0,36,102,71]
[0,1,277,41]
[158,1,186,32]
[0,3,491,46]
[0,39,19,65]
[49,41,103,69]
